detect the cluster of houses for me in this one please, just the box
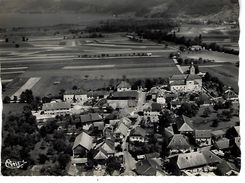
[30,64,240,176]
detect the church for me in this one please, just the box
[169,63,202,93]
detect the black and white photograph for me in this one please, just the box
[0,0,241,177]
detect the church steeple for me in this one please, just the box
[190,62,195,75]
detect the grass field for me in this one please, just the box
[191,106,239,131]
[201,63,239,92]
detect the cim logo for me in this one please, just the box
[5,159,27,169]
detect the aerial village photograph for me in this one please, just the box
[0,0,242,177]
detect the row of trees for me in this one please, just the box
[138,30,238,55]
[86,19,175,33]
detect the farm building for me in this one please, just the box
[107,91,138,109]
[41,102,71,116]
[72,132,94,159]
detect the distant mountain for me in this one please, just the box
[0,0,239,21]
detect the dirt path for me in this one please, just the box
[11,77,41,99]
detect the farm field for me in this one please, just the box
[181,50,239,63]
[21,66,179,97]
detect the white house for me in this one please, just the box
[42,102,71,116]
[117,81,131,92]
[63,89,88,103]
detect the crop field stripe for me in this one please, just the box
[1,67,28,70]
[1,79,13,83]
[199,65,223,68]
[63,65,116,69]
[11,77,41,99]
[1,71,26,75]
[0,55,75,61]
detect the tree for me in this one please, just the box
[53,139,66,152]
[58,153,70,169]
[178,103,199,117]
[72,85,78,90]
[13,96,18,103]
[19,90,34,104]
[38,154,48,164]
[202,108,211,118]
[3,96,11,103]
[105,157,121,175]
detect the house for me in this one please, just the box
[213,138,230,151]
[129,126,147,143]
[72,132,94,159]
[117,81,131,91]
[32,111,56,128]
[211,130,226,141]
[151,102,162,112]
[175,115,194,135]
[93,139,115,160]
[231,137,241,157]
[156,90,166,104]
[107,91,138,108]
[189,45,203,51]
[63,89,88,103]
[226,126,240,139]
[87,90,109,100]
[167,134,192,154]
[199,148,222,166]
[143,111,159,123]
[194,130,212,147]
[169,152,208,175]
[136,158,165,176]
[169,63,202,93]
[114,122,129,139]
[42,102,71,116]
[120,117,132,127]
[80,113,103,124]
[217,160,239,176]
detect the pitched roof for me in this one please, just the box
[186,74,201,81]
[214,138,230,150]
[170,80,186,86]
[64,89,87,95]
[130,126,147,137]
[233,126,240,136]
[120,117,132,127]
[42,102,71,111]
[200,149,223,165]
[94,148,108,160]
[167,134,191,150]
[234,137,240,149]
[176,115,194,132]
[176,152,207,170]
[80,113,102,123]
[114,122,129,136]
[136,158,162,176]
[211,130,226,137]
[72,132,94,151]
[87,90,109,98]
[151,102,162,112]
[195,130,211,139]
[117,81,131,88]
[170,74,187,81]
[217,160,239,175]
[109,91,138,99]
